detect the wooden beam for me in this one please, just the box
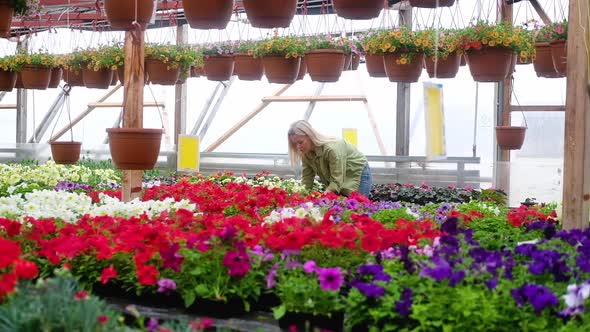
[121,30,145,202]
[562,0,590,230]
[0,104,16,109]
[529,0,553,26]
[262,95,366,102]
[88,101,164,108]
[205,84,292,152]
[511,105,565,112]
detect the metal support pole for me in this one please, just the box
[396,9,412,156]
[174,24,188,145]
[190,83,222,136]
[16,39,28,144]
[198,77,235,140]
[303,83,325,121]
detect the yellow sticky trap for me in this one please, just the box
[424,82,446,159]
[342,128,358,147]
[177,135,200,172]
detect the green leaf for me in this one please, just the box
[183,290,196,307]
[272,304,287,320]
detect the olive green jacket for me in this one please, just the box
[301,140,367,196]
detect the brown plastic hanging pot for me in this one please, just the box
[306,49,346,82]
[0,69,16,92]
[465,47,514,82]
[106,128,163,170]
[234,53,264,81]
[331,0,383,20]
[0,0,13,38]
[21,64,52,90]
[50,141,82,165]
[351,53,361,70]
[262,55,301,84]
[533,42,559,78]
[82,68,113,89]
[63,69,84,86]
[424,52,461,79]
[242,0,298,28]
[48,67,63,88]
[183,0,234,29]
[365,54,387,78]
[146,58,180,85]
[495,126,526,150]
[296,58,307,80]
[550,39,567,76]
[117,66,149,85]
[384,52,424,83]
[204,55,235,81]
[409,0,455,8]
[190,66,205,77]
[104,0,154,30]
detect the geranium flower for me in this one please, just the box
[318,267,343,291]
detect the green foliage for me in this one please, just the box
[300,246,371,272]
[369,183,482,205]
[371,207,418,226]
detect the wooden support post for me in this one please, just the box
[562,0,590,229]
[121,30,145,202]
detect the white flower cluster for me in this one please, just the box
[0,190,197,223]
[0,161,119,191]
[262,202,325,225]
[230,175,309,193]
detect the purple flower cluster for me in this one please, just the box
[159,242,184,272]
[311,197,404,223]
[350,264,391,298]
[54,180,92,192]
[511,283,559,315]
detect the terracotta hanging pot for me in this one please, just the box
[331,0,383,20]
[383,52,424,82]
[117,66,149,85]
[242,0,298,28]
[48,67,63,88]
[106,128,163,170]
[50,141,82,165]
[533,42,558,78]
[233,53,264,81]
[496,126,526,150]
[0,0,13,38]
[104,0,155,30]
[306,49,346,82]
[63,69,84,86]
[550,39,567,76]
[409,0,455,8]
[351,53,361,70]
[297,58,307,80]
[204,55,235,81]
[424,52,460,79]
[365,54,387,78]
[183,0,234,29]
[146,58,180,85]
[465,47,514,82]
[0,69,16,91]
[21,64,52,90]
[82,68,113,89]
[262,55,301,84]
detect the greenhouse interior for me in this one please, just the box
[0,0,589,331]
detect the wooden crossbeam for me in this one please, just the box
[511,105,565,112]
[0,104,17,110]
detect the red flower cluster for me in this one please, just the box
[0,237,38,300]
[507,205,556,228]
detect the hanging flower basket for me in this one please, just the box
[183,0,234,29]
[204,55,235,81]
[82,68,113,89]
[365,54,387,78]
[63,69,84,86]
[0,0,13,38]
[409,0,456,8]
[233,53,264,81]
[50,141,82,165]
[106,128,163,170]
[465,47,514,82]
[104,0,155,30]
[242,0,298,28]
[331,0,383,20]
[48,67,63,88]
[424,52,461,79]
[262,55,301,84]
[146,58,180,85]
[306,49,346,82]
[496,126,526,150]
[117,66,149,85]
[0,69,16,91]
[20,64,52,90]
[384,52,424,82]
[550,39,567,76]
[532,42,559,78]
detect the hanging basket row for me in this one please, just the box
[409,0,456,8]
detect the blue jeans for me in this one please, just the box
[358,164,373,197]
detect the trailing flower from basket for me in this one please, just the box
[364,27,429,64]
[421,28,462,59]
[458,21,535,62]
[13,50,57,69]
[201,41,236,58]
[252,36,307,59]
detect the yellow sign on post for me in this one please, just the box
[423,82,446,159]
[177,135,200,172]
[342,128,358,147]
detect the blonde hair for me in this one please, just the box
[287,120,337,167]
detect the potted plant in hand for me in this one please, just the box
[233,40,264,81]
[202,41,235,81]
[422,28,462,79]
[252,36,306,84]
[305,35,349,82]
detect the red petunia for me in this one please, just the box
[100,264,118,284]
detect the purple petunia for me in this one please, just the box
[395,288,414,316]
[351,281,386,298]
[157,278,177,294]
[318,267,344,291]
[511,283,559,315]
[303,260,318,274]
[159,243,184,272]
[265,264,279,289]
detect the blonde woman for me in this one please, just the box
[287,120,372,197]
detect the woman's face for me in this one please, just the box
[290,134,313,154]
